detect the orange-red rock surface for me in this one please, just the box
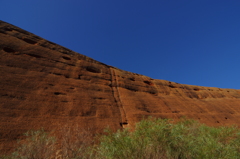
[1,20,240,153]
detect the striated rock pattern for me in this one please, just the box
[1,20,240,153]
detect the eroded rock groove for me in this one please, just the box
[110,68,128,128]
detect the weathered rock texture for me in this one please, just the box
[1,20,240,153]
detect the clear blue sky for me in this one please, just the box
[1,0,240,89]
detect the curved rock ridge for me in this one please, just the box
[1,20,240,153]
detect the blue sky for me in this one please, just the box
[1,0,240,89]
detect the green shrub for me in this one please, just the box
[95,117,240,159]
[2,117,240,159]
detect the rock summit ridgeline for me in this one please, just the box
[1,20,240,153]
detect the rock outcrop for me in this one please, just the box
[1,20,240,153]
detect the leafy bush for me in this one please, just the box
[95,117,240,159]
[2,117,240,159]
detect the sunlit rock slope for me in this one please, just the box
[1,20,240,153]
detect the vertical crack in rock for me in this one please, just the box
[110,68,128,128]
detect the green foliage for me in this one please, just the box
[2,117,240,159]
[95,117,240,159]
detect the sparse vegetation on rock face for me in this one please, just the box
[2,117,240,159]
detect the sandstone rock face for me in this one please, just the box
[1,20,240,153]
